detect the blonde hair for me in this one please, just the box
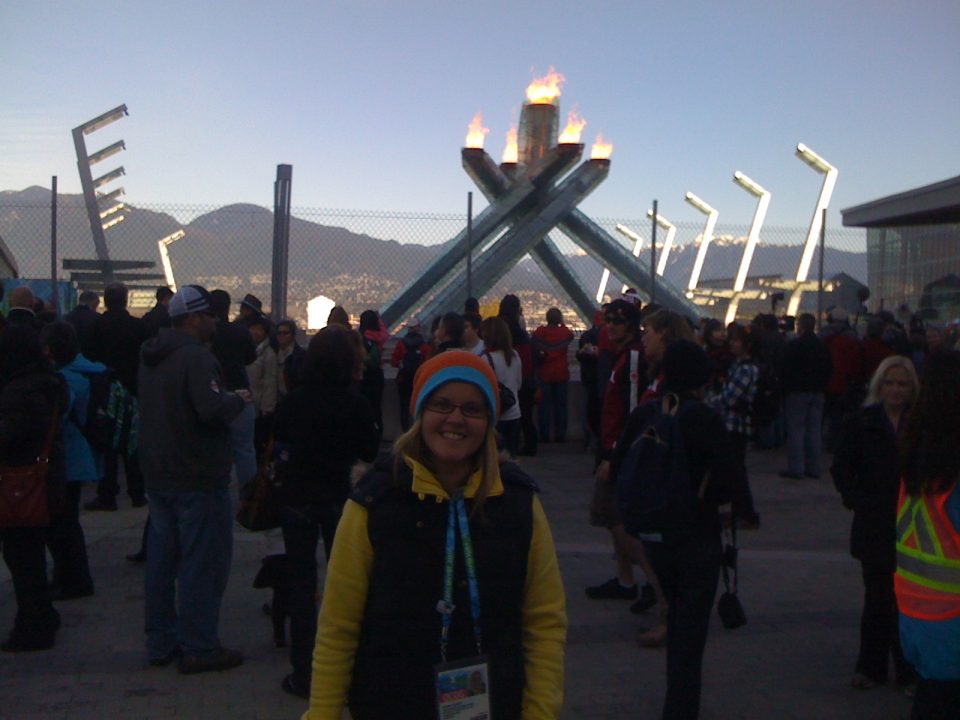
[393,418,500,517]
[864,355,920,407]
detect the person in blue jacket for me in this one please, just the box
[41,321,105,600]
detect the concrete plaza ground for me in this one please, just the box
[0,442,915,719]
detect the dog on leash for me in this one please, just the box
[253,553,289,647]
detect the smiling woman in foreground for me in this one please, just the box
[302,350,567,720]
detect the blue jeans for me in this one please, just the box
[784,392,824,476]
[280,503,343,688]
[538,381,569,442]
[145,488,233,660]
[230,403,257,502]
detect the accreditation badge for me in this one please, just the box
[434,655,491,720]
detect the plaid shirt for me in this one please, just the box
[710,358,759,436]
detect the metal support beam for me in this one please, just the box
[462,149,597,323]
[380,144,582,328]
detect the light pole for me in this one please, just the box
[788,143,838,317]
[684,192,718,292]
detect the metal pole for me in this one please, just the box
[50,176,59,315]
[271,164,293,322]
[466,191,473,303]
[650,199,658,305]
[817,207,826,330]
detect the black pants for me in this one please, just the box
[644,532,721,720]
[518,384,538,455]
[857,560,915,684]
[99,447,144,502]
[731,432,759,523]
[280,502,343,689]
[1,526,59,641]
[397,383,413,432]
[46,483,94,593]
[912,679,960,720]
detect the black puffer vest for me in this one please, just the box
[347,458,537,720]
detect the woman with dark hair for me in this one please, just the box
[435,311,465,352]
[0,325,69,651]
[533,308,574,443]
[358,310,387,439]
[272,324,380,698]
[499,294,537,456]
[326,306,351,329]
[895,350,960,718]
[710,323,762,529]
[40,321,105,600]
[305,351,566,719]
[833,355,920,692]
[479,316,523,458]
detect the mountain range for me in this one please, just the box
[1,186,866,326]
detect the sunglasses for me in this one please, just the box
[423,396,488,419]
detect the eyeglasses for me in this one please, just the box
[276,329,293,336]
[605,316,627,325]
[423,396,488,419]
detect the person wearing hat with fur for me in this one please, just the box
[611,339,736,720]
[138,285,251,674]
[304,351,566,720]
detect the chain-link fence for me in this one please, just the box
[0,191,867,331]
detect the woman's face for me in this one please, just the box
[250,324,266,345]
[880,365,913,411]
[421,382,489,474]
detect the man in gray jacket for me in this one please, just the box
[138,285,250,673]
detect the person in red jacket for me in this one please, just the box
[533,308,574,443]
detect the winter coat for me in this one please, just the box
[272,383,379,507]
[247,338,279,416]
[532,324,574,384]
[780,331,832,395]
[138,328,245,492]
[57,354,106,483]
[831,404,903,570]
[90,308,148,395]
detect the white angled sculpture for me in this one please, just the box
[684,192,719,291]
[788,143,838,317]
[646,209,677,276]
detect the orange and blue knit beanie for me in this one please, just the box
[410,350,500,421]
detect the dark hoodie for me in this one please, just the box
[138,328,245,492]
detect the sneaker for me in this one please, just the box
[629,584,657,614]
[84,497,118,512]
[50,585,95,602]
[178,647,244,675]
[585,577,638,600]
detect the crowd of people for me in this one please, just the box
[0,278,958,719]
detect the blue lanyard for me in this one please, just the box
[438,492,483,663]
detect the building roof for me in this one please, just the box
[841,175,960,228]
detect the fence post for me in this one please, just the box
[271,164,293,322]
[817,207,826,330]
[50,176,59,315]
[466,191,473,302]
[650,199,657,305]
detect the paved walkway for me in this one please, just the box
[0,443,914,719]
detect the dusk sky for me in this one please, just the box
[2,1,958,231]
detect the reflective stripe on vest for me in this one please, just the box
[895,487,960,621]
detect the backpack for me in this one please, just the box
[362,336,382,377]
[750,361,780,426]
[83,369,138,454]
[397,335,423,383]
[615,395,703,542]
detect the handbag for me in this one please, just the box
[717,519,747,629]
[236,438,281,531]
[0,401,59,528]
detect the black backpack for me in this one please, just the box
[616,395,703,542]
[83,369,138,454]
[750,361,780,426]
[397,334,423,383]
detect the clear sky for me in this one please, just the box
[2,0,958,231]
